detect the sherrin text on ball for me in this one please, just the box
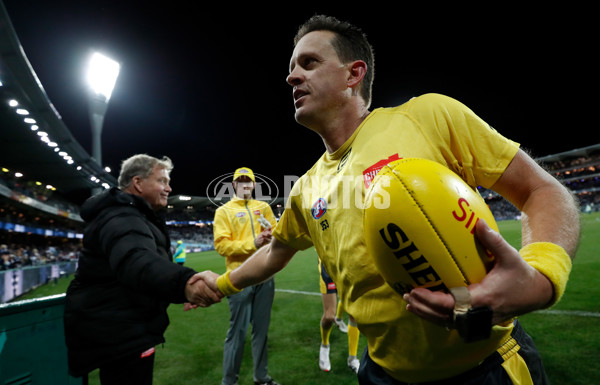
[363,158,498,295]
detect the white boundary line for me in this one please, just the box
[537,309,600,318]
[276,288,321,297]
[275,289,600,318]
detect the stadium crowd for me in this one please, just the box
[0,198,84,272]
[168,225,212,243]
[0,148,598,277]
[544,153,600,172]
[1,242,80,270]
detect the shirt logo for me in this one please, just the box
[337,148,352,173]
[311,198,327,219]
[236,212,246,218]
[363,154,401,189]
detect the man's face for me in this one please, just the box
[233,176,254,199]
[287,30,351,128]
[136,166,172,210]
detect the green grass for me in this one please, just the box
[517,212,600,385]
[16,212,600,384]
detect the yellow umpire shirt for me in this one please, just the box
[272,93,521,382]
[214,196,277,271]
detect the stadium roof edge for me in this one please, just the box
[0,1,117,204]
[536,143,600,163]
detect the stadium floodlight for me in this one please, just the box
[86,51,120,194]
[87,52,120,101]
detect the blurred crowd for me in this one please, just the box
[168,224,213,245]
[1,148,599,272]
[1,242,80,270]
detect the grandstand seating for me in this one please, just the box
[1,144,599,303]
[479,144,600,218]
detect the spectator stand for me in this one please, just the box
[481,143,600,218]
[0,173,83,303]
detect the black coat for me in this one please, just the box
[64,188,196,376]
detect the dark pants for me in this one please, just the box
[357,321,549,385]
[99,348,155,385]
[222,278,275,385]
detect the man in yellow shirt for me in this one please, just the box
[213,167,279,385]
[200,16,580,385]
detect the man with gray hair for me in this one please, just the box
[64,154,222,385]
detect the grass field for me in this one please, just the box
[18,212,600,384]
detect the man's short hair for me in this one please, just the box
[118,154,173,189]
[294,15,375,108]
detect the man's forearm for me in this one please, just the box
[491,150,581,258]
[229,239,296,289]
[520,184,580,258]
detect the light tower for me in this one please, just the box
[87,52,121,166]
[86,52,120,194]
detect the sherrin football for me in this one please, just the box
[363,158,498,295]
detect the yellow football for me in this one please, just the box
[363,158,498,295]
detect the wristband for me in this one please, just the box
[519,242,572,307]
[216,270,242,296]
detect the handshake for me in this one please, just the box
[183,271,224,309]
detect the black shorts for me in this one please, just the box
[357,320,549,385]
[319,260,337,294]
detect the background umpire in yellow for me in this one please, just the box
[212,167,280,385]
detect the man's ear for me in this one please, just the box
[131,176,143,193]
[347,60,367,88]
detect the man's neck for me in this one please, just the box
[317,107,370,154]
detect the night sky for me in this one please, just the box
[3,1,595,198]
